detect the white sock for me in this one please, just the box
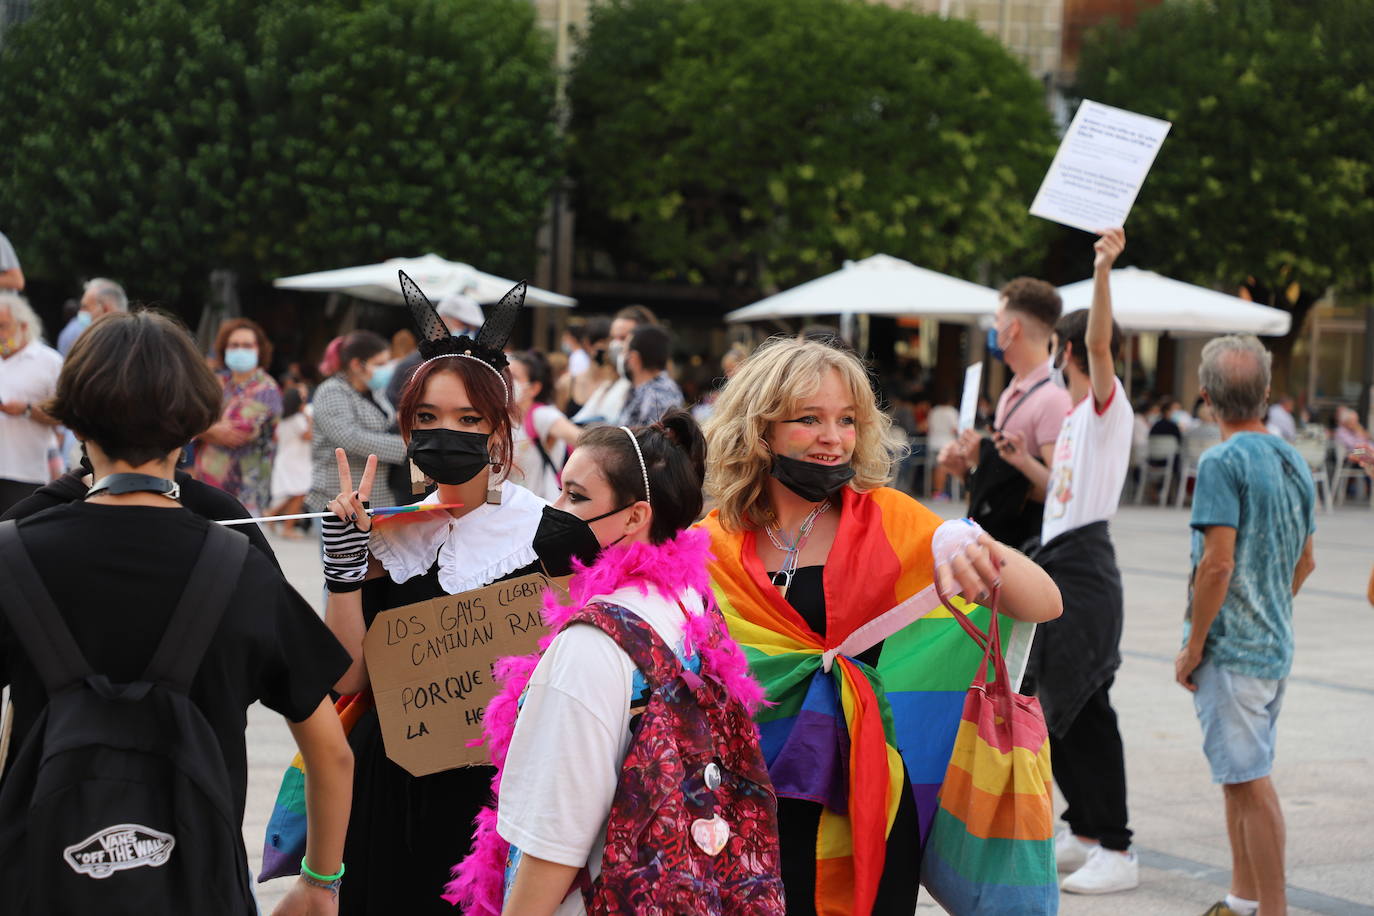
[1226,893,1259,915]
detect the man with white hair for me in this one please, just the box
[1176,335,1316,916]
[0,230,23,291]
[57,277,127,356]
[0,292,63,513]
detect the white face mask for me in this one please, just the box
[1050,350,1068,391]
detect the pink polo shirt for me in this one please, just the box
[994,359,1074,458]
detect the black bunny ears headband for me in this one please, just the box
[399,270,526,403]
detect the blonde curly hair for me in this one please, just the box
[703,336,906,532]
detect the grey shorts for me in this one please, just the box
[1192,658,1286,785]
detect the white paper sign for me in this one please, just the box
[958,361,982,433]
[1030,100,1171,233]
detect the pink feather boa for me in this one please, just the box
[441,527,765,913]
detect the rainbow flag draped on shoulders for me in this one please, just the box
[701,487,1029,916]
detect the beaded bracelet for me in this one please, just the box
[300,859,345,897]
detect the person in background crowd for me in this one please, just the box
[386,289,484,409]
[318,278,599,915]
[390,328,417,363]
[561,321,592,386]
[578,305,655,427]
[1168,399,1195,433]
[309,330,406,513]
[58,277,128,356]
[569,318,621,426]
[1150,396,1184,444]
[0,309,353,915]
[193,318,282,515]
[1333,406,1373,502]
[448,410,784,916]
[1264,394,1297,443]
[926,385,960,499]
[52,298,80,355]
[691,343,748,423]
[509,350,582,502]
[938,277,1074,549]
[0,229,23,291]
[701,336,1061,916]
[996,228,1139,895]
[267,385,313,538]
[619,324,684,427]
[1177,335,1316,916]
[0,292,63,515]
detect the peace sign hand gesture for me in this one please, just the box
[327,448,378,533]
[322,448,378,592]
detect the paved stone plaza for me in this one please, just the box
[246,502,1374,915]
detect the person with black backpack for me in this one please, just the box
[0,310,355,915]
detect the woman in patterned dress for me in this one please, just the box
[193,318,281,514]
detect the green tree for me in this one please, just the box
[1075,0,1374,383]
[566,0,1057,302]
[0,0,559,311]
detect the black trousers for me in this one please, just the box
[1050,676,1132,851]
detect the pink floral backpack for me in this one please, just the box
[564,601,785,915]
[446,596,785,916]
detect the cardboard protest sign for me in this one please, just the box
[362,571,570,777]
[1030,100,1171,233]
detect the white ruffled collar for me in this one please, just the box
[369,481,548,595]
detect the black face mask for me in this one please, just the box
[592,348,607,367]
[533,506,605,577]
[407,428,491,485]
[770,454,855,503]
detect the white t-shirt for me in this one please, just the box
[270,408,313,501]
[571,378,630,427]
[568,348,591,379]
[926,404,959,450]
[511,403,568,502]
[0,341,62,484]
[497,585,702,916]
[1042,377,1134,546]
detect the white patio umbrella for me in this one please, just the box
[273,253,577,308]
[1057,267,1290,336]
[725,253,1000,323]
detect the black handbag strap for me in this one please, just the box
[0,519,250,694]
[0,520,95,693]
[994,377,1051,434]
[143,522,250,690]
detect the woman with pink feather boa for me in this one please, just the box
[447,408,784,916]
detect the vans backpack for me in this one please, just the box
[567,601,786,915]
[0,520,255,915]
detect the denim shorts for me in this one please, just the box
[1192,658,1286,784]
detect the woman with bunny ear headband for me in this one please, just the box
[318,274,602,916]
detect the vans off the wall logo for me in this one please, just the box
[62,824,176,878]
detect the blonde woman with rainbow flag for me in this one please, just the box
[700,336,1062,915]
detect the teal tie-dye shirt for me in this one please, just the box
[1187,432,1316,680]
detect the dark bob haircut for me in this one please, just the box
[46,310,223,466]
[396,355,516,476]
[577,408,706,544]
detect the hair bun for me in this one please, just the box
[654,408,706,487]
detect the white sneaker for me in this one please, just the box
[1054,825,1093,874]
[1061,845,1139,895]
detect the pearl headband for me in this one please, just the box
[620,426,651,507]
[419,352,510,404]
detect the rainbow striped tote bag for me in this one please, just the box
[921,590,1057,914]
[258,692,371,881]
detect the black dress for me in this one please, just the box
[771,566,923,916]
[341,505,589,915]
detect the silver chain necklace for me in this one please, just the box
[765,501,831,599]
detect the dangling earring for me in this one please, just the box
[486,461,503,505]
[410,459,428,495]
